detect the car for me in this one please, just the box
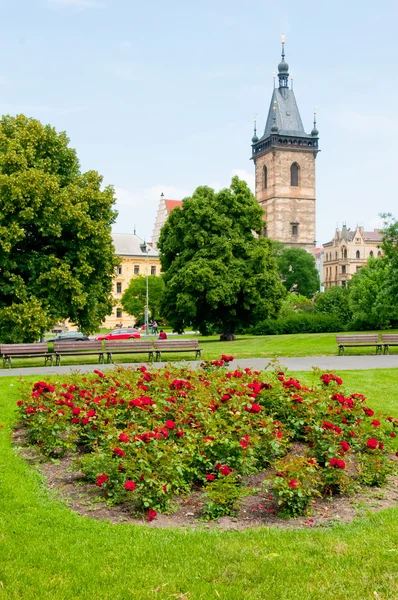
[47,331,90,342]
[95,328,141,341]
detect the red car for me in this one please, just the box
[95,328,141,341]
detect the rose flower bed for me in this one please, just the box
[16,357,398,521]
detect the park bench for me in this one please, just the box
[104,340,154,363]
[336,335,382,355]
[1,343,54,369]
[382,334,398,355]
[53,341,104,366]
[153,339,202,362]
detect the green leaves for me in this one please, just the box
[158,176,285,336]
[277,247,320,298]
[121,275,165,323]
[0,114,118,341]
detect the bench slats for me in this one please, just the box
[336,335,382,355]
[153,339,202,361]
[104,340,153,363]
[381,334,398,354]
[53,341,104,366]
[0,343,53,368]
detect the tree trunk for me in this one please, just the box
[219,332,236,341]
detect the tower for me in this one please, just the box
[251,37,319,254]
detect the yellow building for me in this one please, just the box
[102,233,161,329]
[323,225,383,289]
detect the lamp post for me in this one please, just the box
[140,241,149,336]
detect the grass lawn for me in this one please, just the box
[0,369,397,600]
[2,330,398,371]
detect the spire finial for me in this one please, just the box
[281,32,285,60]
[311,106,319,137]
[251,118,259,144]
[278,33,289,88]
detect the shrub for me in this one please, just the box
[16,365,398,521]
[250,313,344,335]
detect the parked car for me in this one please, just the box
[47,331,90,342]
[95,328,141,341]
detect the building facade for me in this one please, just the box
[251,39,319,255]
[102,233,161,329]
[322,225,383,288]
[152,193,183,249]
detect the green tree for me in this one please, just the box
[314,286,353,324]
[348,258,396,329]
[121,275,165,323]
[279,292,315,317]
[277,247,320,298]
[158,177,285,339]
[0,114,118,342]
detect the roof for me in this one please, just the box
[323,229,383,247]
[363,231,383,242]
[112,233,159,257]
[165,200,182,214]
[261,87,310,140]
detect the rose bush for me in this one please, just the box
[16,363,398,520]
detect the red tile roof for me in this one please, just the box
[165,200,183,214]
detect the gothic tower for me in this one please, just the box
[251,38,319,254]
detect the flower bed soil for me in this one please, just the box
[14,431,398,530]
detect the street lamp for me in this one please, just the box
[140,241,149,336]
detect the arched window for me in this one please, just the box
[263,165,267,189]
[377,250,381,256]
[369,251,374,257]
[356,250,360,259]
[290,162,299,186]
[343,249,347,259]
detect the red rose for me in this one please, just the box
[113,447,126,457]
[364,408,374,417]
[81,417,89,425]
[96,474,109,487]
[165,420,176,429]
[86,409,96,418]
[390,432,397,438]
[124,480,136,491]
[288,479,298,488]
[175,428,184,438]
[147,509,157,521]
[72,407,81,416]
[340,440,350,453]
[371,419,380,427]
[329,458,346,469]
[71,418,80,424]
[366,438,378,449]
[119,432,129,443]
[217,465,232,476]
[206,474,215,481]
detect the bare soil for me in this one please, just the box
[13,430,398,531]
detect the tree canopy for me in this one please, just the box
[0,114,118,342]
[314,285,353,324]
[121,275,165,323]
[158,176,285,338]
[277,247,320,298]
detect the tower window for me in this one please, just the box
[290,162,300,187]
[356,251,360,259]
[263,165,267,189]
[291,223,298,236]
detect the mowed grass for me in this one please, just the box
[0,370,398,600]
[2,329,398,370]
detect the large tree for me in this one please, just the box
[0,114,118,342]
[314,286,353,324]
[277,247,320,298]
[121,275,165,323]
[158,177,285,339]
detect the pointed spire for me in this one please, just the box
[311,106,319,137]
[278,33,289,88]
[251,119,259,144]
[271,101,278,133]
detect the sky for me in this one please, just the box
[1,0,397,245]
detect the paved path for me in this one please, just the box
[0,355,397,378]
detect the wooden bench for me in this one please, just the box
[336,335,382,355]
[104,340,154,363]
[153,339,202,361]
[53,341,104,366]
[382,334,398,355]
[1,343,54,369]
